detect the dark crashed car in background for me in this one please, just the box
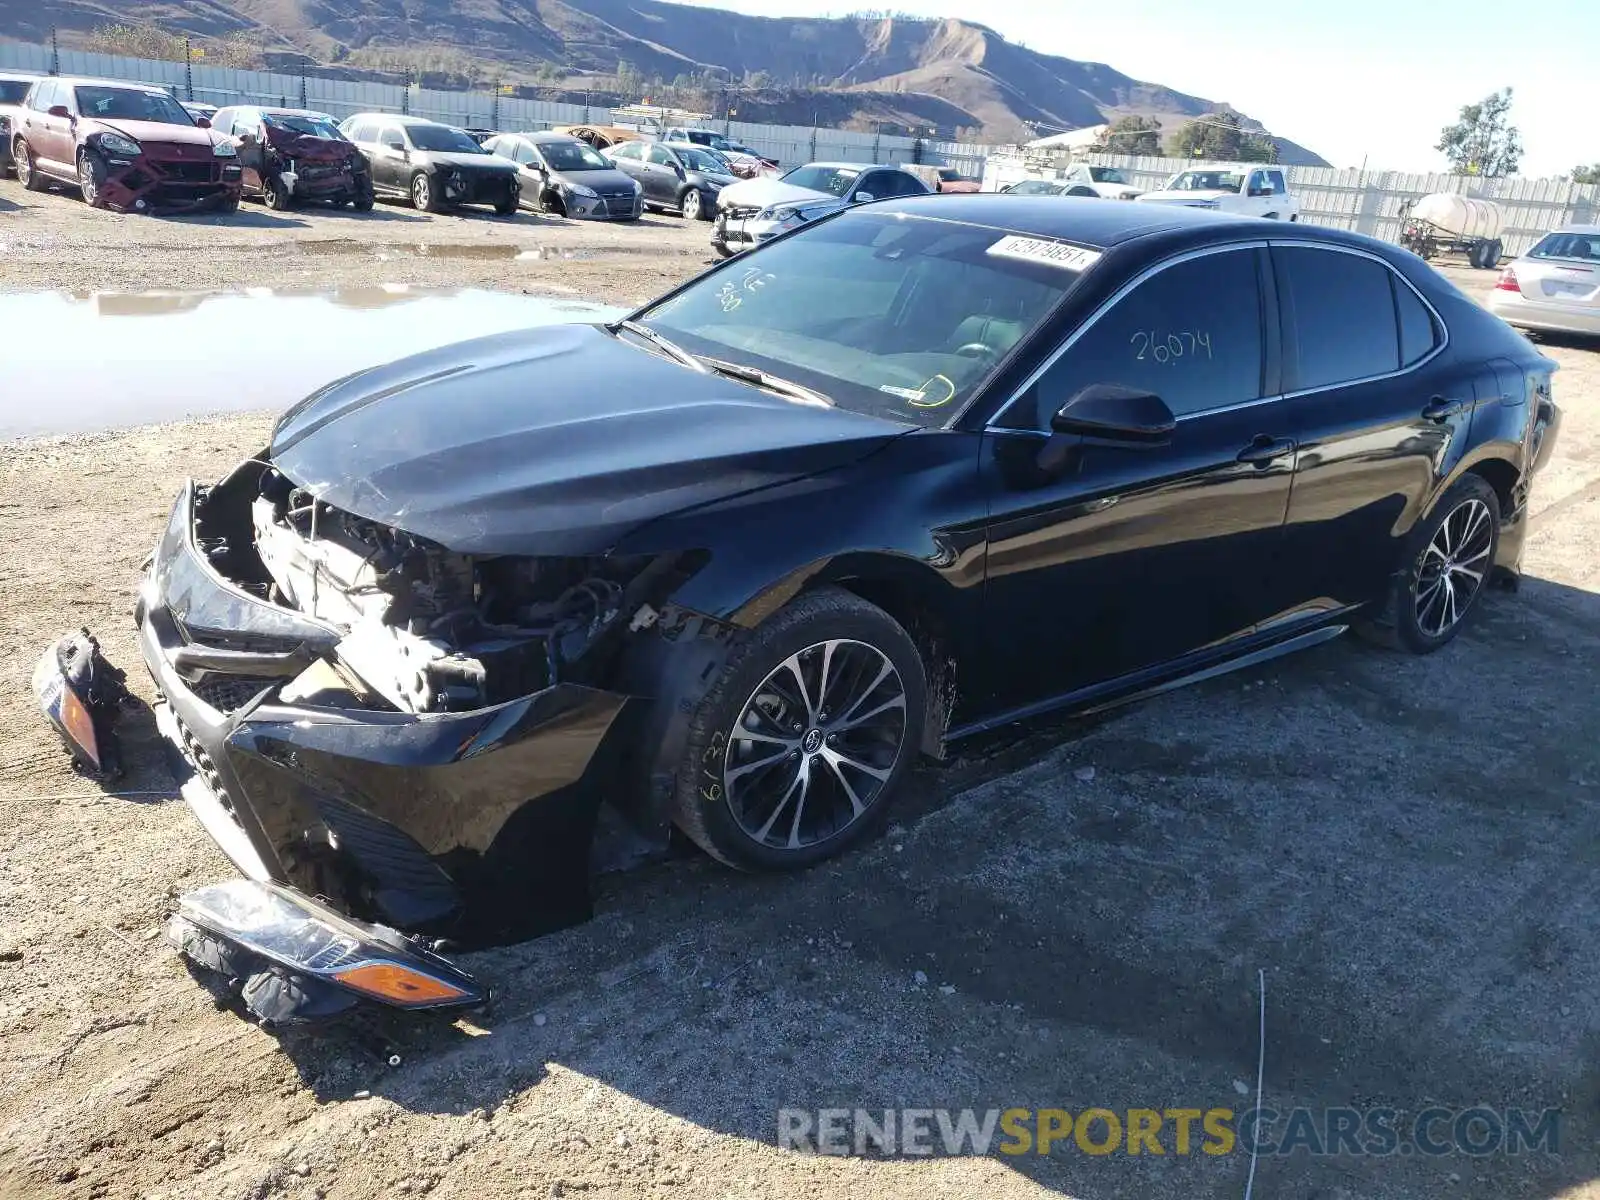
[11,76,241,212]
[127,197,1559,1020]
[339,113,518,214]
[212,106,373,210]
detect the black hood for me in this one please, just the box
[420,150,518,172]
[269,323,908,556]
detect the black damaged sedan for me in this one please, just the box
[128,196,1560,1019]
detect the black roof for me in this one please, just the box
[870,194,1381,256]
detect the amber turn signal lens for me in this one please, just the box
[333,961,471,1005]
[59,685,100,771]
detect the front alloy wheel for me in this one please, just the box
[681,187,704,220]
[411,172,437,212]
[77,151,106,207]
[724,639,906,852]
[673,587,928,870]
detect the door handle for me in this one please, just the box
[1422,397,1466,423]
[1236,435,1294,466]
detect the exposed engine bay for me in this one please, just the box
[232,467,662,714]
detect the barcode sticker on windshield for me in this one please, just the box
[986,236,1102,272]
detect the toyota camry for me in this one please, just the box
[96,197,1561,1020]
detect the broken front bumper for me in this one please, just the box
[138,484,632,1006]
[98,153,244,214]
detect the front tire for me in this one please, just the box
[77,150,107,208]
[1357,475,1500,653]
[263,177,293,210]
[680,187,705,221]
[673,587,928,871]
[711,239,735,259]
[410,172,440,213]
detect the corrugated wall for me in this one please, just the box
[0,39,990,173]
[988,151,1600,257]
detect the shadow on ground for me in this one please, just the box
[256,571,1600,1199]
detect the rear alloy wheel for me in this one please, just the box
[674,587,927,871]
[77,150,107,208]
[681,187,704,221]
[16,140,46,192]
[1358,475,1500,653]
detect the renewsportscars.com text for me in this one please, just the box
[777,1106,1561,1158]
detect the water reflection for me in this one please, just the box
[0,287,622,438]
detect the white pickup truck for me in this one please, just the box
[1135,165,1299,220]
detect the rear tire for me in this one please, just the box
[1356,474,1500,654]
[15,139,45,192]
[672,587,928,872]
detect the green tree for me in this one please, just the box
[1573,164,1600,184]
[1436,88,1522,176]
[1167,111,1274,162]
[1095,115,1162,155]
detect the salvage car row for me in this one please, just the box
[0,71,782,219]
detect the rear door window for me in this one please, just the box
[1276,246,1401,389]
[1029,248,1266,424]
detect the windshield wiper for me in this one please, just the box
[612,319,708,373]
[700,357,834,407]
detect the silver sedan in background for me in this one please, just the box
[484,131,643,220]
[1487,225,1600,337]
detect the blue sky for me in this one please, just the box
[670,0,1596,176]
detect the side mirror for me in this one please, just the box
[47,105,71,119]
[1247,186,1268,197]
[384,139,405,154]
[853,190,875,204]
[195,116,212,129]
[1050,384,1175,446]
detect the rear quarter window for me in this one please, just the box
[1394,277,1440,366]
[1277,246,1401,389]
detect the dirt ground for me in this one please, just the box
[2,180,1599,1200]
[0,178,715,304]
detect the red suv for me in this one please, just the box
[11,76,243,213]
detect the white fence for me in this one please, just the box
[0,39,989,175]
[985,151,1600,258]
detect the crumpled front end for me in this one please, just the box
[94,145,243,214]
[134,461,699,1013]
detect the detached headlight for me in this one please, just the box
[98,132,142,157]
[564,182,599,199]
[211,139,236,158]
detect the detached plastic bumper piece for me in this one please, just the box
[168,878,484,1025]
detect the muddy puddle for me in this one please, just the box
[0,287,621,439]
